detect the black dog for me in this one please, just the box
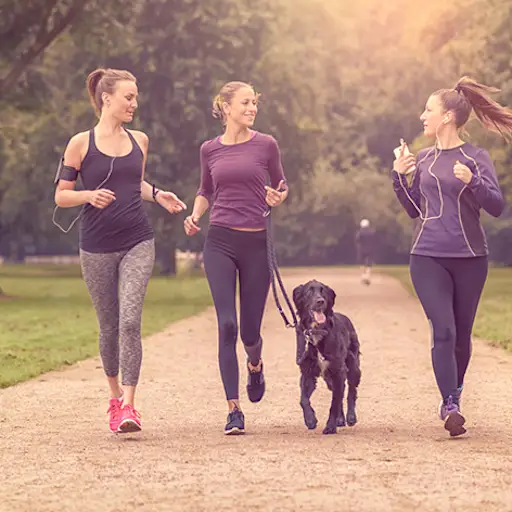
[293,280,361,434]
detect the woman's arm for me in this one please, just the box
[133,130,156,202]
[266,135,288,206]
[184,142,212,236]
[392,170,421,219]
[466,148,505,217]
[54,132,116,209]
[391,146,423,219]
[131,130,186,213]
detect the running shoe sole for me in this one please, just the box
[118,419,142,433]
[444,411,466,437]
[224,426,245,435]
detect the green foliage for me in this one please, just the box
[0,264,212,387]
[1,0,511,267]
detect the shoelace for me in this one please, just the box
[444,395,459,410]
[229,409,242,420]
[107,404,121,422]
[123,405,141,419]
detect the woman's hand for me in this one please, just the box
[453,160,473,185]
[264,180,287,207]
[88,189,116,209]
[156,191,187,214]
[393,144,416,175]
[184,215,201,236]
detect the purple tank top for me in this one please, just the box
[79,129,154,253]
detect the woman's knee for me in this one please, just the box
[219,317,238,344]
[240,329,261,347]
[432,323,456,348]
[120,318,141,341]
[99,323,119,343]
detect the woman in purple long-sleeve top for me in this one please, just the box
[392,76,511,437]
[183,81,288,435]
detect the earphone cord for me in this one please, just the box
[398,123,445,221]
[52,157,116,234]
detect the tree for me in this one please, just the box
[1,0,511,266]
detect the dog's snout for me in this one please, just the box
[315,297,326,307]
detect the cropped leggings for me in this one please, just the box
[80,239,155,386]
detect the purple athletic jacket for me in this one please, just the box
[197,131,287,230]
[392,143,505,257]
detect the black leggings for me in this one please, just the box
[410,255,488,400]
[203,225,270,400]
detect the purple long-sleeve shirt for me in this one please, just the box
[392,143,505,257]
[197,131,287,229]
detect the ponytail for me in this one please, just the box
[212,94,225,124]
[455,76,512,140]
[86,68,106,116]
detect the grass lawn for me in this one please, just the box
[379,265,512,352]
[0,264,212,388]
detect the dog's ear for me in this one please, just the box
[326,285,336,312]
[292,284,305,313]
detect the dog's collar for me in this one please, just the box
[303,329,314,345]
[303,329,327,361]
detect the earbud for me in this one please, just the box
[444,117,449,124]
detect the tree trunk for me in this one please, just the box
[157,241,176,276]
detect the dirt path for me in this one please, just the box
[1,268,512,512]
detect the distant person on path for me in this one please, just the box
[54,68,186,434]
[355,218,375,285]
[184,81,288,435]
[392,76,509,437]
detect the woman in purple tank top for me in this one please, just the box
[54,68,186,434]
[184,81,288,435]
[392,76,511,437]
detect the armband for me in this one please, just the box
[54,157,79,184]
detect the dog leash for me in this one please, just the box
[264,208,298,329]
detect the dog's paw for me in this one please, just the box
[346,411,357,427]
[304,414,318,430]
[306,420,318,430]
[322,424,337,435]
[301,404,318,429]
[337,415,346,428]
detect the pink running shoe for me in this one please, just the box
[118,404,142,433]
[107,397,123,434]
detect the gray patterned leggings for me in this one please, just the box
[80,239,155,386]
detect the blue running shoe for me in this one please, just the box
[224,409,245,435]
[247,360,266,403]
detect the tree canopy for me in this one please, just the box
[1,0,511,268]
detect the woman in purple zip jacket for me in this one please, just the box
[392,76,511,437]
[184,81,288,435]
